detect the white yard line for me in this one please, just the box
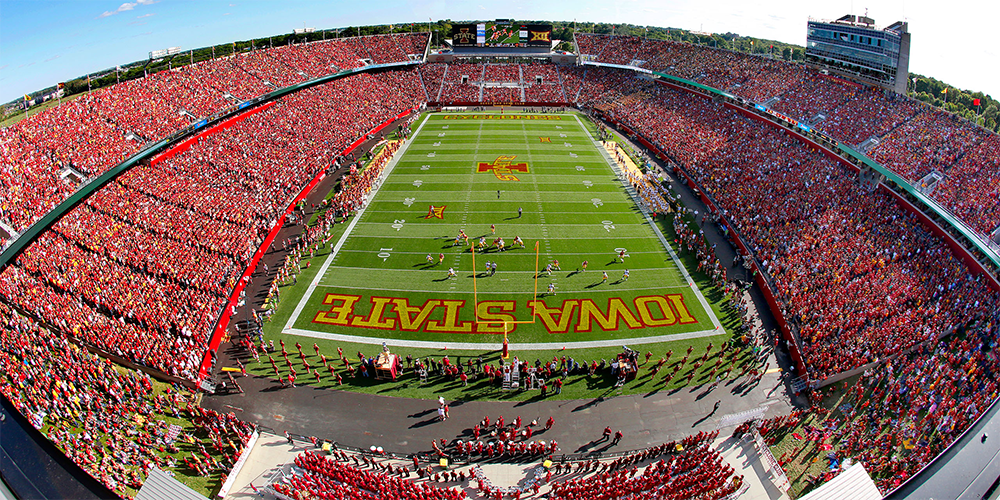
[282,115,433,334]
[283,327,725,351]
[574,114,724,333]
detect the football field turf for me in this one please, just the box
[282,112,722,348]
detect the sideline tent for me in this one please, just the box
[374,350,400,380]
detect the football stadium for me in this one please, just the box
[1,9,998,500]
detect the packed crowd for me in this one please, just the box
[0,302,253,497]
[419,63,447,101]
[0,69,425,380]
[547,433,740,500]
[870,108,989,182]
[276,451,466,500]
[482,64,522,83]
[268,428,740,500]
[746,307,999,493]
[0,127,76,232]
[425,62,576,104]
[585,76,1000,382]
[573,32,1000,240]
[0,33,428,235]
[931,134,1000,236]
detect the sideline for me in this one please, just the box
[282,113,432,334]
[283,326,726,351]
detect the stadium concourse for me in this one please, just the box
[0,28,999,499]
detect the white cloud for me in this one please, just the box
[137,13,154,18]
[99,0,157,18]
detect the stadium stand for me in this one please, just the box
[579,76,999,382]
[0,67,426,381]
[0,301,254,496]
[573,32,1000,250]
[3,29,1000,498]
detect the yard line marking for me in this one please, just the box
[283,114,432,334]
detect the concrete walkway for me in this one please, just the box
[223,432,790,500]
[717,435,790,500]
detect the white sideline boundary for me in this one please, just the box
[575,114,724,333]
[283,326,724,351]
[282,114,432,334]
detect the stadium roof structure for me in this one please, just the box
[135,468,208,500]
[799,463,881,500]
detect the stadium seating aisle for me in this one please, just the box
[0,302,254,497]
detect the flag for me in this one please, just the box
[974,98,981,106]
[941,88,947,94]
[58,82,65,89]
[24,94,29,102]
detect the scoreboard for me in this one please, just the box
[452,22,552,48]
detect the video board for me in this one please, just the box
[452,22,552,48]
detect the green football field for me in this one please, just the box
[281,112,722,349]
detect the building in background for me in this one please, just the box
[805,14,910,94]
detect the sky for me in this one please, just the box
[1,0,998,104]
